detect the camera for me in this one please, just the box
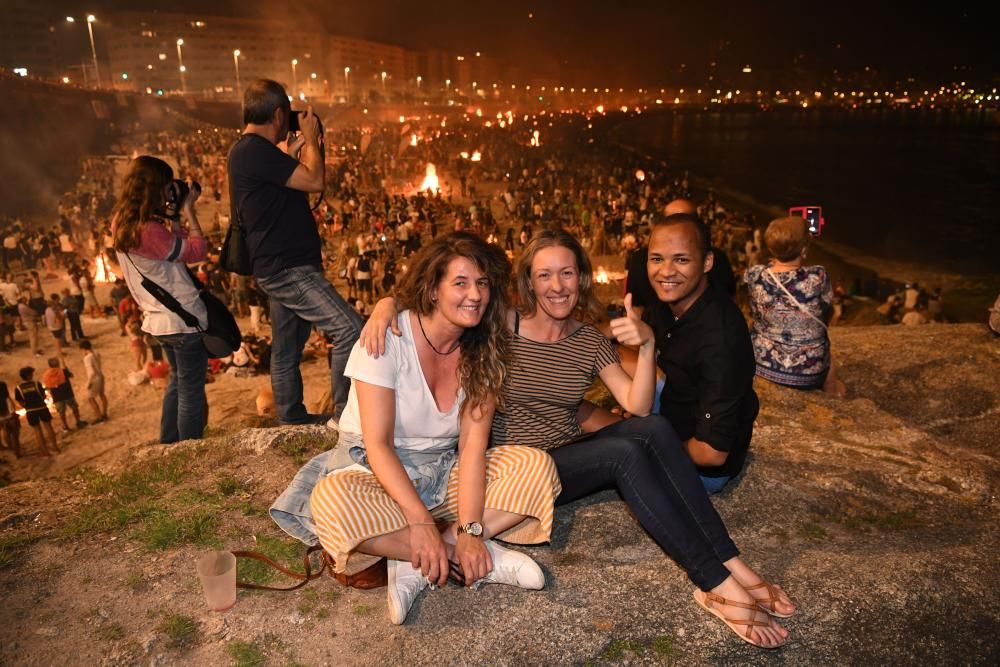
[164,179,201,220]
[788,206,824,236]
[287,110,324,135]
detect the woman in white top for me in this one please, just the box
[310,232,560,625]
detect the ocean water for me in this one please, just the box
[614,109,1000,276]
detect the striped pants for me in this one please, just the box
[310,445,561,574]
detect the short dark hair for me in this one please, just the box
[652,213,711,257]
[243,79,289,125]
[19,366,33,380]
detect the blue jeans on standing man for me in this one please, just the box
[256,265,363,424]
[157,331,207,444]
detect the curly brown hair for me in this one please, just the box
[111,156,173,252]
[398,232,511,415]
[514,229,605,324]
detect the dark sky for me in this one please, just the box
[52,1,998,85]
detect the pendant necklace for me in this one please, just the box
[417,313,460,355]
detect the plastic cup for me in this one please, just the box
[196,550,237,612]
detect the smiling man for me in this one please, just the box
[643,213,759,494]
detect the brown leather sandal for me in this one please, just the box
[745,581,796,618]
[693,590,784,649]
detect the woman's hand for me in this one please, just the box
[182,181,201,212]
[409,523,449,587]
[609,293,654,348]
[360,297,401,357]
[454,533,493,586]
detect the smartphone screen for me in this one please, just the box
[805,207,821,234]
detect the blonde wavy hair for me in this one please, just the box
[398,232,511,415]
[111,155,173,252]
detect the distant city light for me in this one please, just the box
[66,16,75,23]
[13,68,27,77]
[62,76,70,83]
[743,65,752,73]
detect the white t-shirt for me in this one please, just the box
[339,310,462,453]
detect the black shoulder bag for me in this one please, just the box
[222,141,253,276]
[124,253,241,359]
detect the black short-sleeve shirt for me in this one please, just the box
[644,286,759,479]
[227,134,322,278]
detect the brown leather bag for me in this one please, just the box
[233,545,387,591]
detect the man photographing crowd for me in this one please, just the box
[229,79,362,425]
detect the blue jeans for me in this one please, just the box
[700,475,732,495]
[256,265,363,424]
[549,415,739,591]
[157,332,207,444]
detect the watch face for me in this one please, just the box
[464,522,483,536]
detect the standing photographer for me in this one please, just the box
[113,156,209,443]
[228,79,362,426]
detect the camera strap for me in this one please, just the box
[122,252,204,332]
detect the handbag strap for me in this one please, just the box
[232,544,328,592]
[765,268,828,330]
[122,252,205,332]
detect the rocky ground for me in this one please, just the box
[0,323,997,666]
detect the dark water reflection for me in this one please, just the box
[615,109,1000,274]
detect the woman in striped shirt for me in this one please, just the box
[310,232,561,625]
[364,230,795,647]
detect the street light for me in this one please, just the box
[176,38,186,93]
[233,49,241,100]
[416,75,422,93]
[291,59,298,96]
[85,15,100,89]
[380,71,387,93]
[343,66,350,99]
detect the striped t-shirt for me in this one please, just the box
[491,322,620,450]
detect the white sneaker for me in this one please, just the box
[325,416,339,431]
[479,540,545,590]
[387,559,429,625]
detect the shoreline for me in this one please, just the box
[611,133,999,323]
[689,175,1000,324]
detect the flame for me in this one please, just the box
[419,163,440,193]
[486,234,497,244]
[410,133,418,146]
[470,150,481,162]
[94,253,118,283]
[594,266,610,284]
[635,169,646,182]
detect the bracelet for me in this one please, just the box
[408,520,436,526]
